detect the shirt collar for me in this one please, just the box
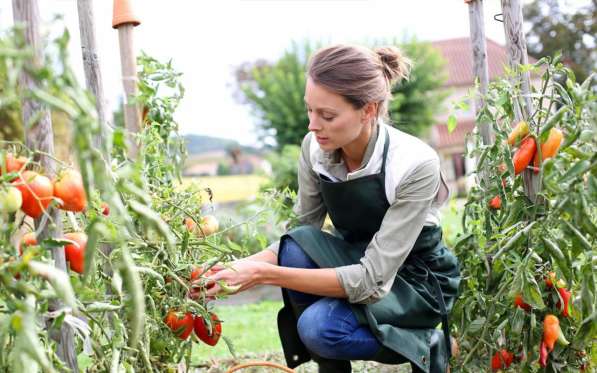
[317,121,382,181]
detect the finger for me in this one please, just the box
[206,283,220,297]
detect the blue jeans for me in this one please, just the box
[278,237,381,360]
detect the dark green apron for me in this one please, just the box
[277,129,460,372]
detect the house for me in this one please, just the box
[428,38,540,196]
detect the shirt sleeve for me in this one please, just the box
[266,133,327,256]
[334,158,441,304]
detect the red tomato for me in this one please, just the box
[13,171,54,219]
[164,311,194,340]
[194,313,222,346]
[53,169,87,212]
[64,232,87,274]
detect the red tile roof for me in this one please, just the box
[433,119,476,150]
[430,38,535,87]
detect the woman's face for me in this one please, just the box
[304,78,373,152]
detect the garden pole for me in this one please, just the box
[77,0,112,156]
[465,0,494,146]
[112,0,141,159]
[11,1,79,371]
[77,0,117,298]
[500,0,539,200]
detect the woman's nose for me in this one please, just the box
[308,118,322,132]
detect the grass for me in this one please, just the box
[183,175,268,203]
[192,301,283,362]
[192,301,411,372]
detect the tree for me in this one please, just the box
[235,38,447,148]
[524,0,596,82]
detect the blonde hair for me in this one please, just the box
[307,44,411,120]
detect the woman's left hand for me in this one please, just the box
[205,259,270,297]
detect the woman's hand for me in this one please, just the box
[205,260,271,297]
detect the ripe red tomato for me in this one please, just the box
[164,311,194,340]
[194,313,222,346]
[13,171,54,219]
[64,232,87,274]
[53,169,87,212]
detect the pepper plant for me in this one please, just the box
[451,56,596,372]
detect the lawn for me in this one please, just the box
[183,175,268,204]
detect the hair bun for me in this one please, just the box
[375,46,412,84]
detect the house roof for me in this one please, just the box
[430,37,535,87]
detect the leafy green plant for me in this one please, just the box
[451,56,596,372]
[0,25,250,371]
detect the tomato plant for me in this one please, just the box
[451,56,596,372]
[0,26,247,372]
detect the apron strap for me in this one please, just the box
[412,257,452,361]
[379,125,391,174]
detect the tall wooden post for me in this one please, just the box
[466,0,494,146]
[501,0,539,199]
[77,0,112,156]
[112,0,141,159]
[12,1,78,371]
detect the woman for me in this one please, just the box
[204,44,460,373]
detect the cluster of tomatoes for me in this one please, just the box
[488,121,564,210]
[1,152,107,274]
[164,266,222,346]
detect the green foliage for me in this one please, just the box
[236,38,447,148]
[262,144,301,193]
[524,0,596,83]
[451,56,596,372]
[387,39,448,137]
[0,25,250,371]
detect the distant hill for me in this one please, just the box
[185,134,261,155]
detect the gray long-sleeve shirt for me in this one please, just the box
[268,122,449,304]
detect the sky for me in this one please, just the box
[0,0,588,146]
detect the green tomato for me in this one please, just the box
[0,186,22,213]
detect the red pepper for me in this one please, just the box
[543,314,569,352]
[491,349,514,370]
[539,340,548,367]
[512,137,537,175]
[514,293,531,312]
[556,287,572,318]
[489,195,502,209]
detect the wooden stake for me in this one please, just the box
[77,0,112,156]
[11,1,78,371]
[118,23,141,159]
[501,0,539,200]
[467,0,494,146]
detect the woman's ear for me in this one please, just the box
[361,102,378,125]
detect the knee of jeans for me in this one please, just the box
[279,237,317,269]
[297,301,349,359]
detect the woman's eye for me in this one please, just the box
[322,116,334,121]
